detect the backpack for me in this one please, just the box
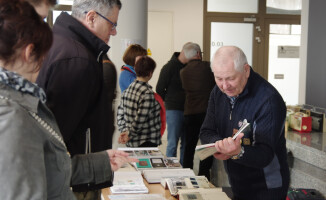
[121,65,135,74]
[154,93,166,136]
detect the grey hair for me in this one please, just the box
[233,46,248,72]
[182,42,201,60]
[213,46,248,72]
[72,0,122,19]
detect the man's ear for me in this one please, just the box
[85,10,97,28]
[244,64,250,78]
[23,44,35,63]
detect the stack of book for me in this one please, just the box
[143,168,195,183]
[178,188,230,200]
[162,176,211,196]
[108,194,165,200]
[110,171,148,194]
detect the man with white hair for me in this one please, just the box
[200,46,290,200]
[180,42,215,180]
[36,0,122,199]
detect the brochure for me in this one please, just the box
[195,122,250,160]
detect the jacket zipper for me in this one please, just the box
[230,110,232,120]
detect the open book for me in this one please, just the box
[178,188,231,200]
[195,121,250,160]
[164,176,211,196]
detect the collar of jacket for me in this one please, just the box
[53,12,110,62]
[171,52,186,66]
[0,83,39,113]
[187,59,202,64]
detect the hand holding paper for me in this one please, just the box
[195,121,250,160]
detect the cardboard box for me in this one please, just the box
[310,110,324,132]
[289,113,312,133]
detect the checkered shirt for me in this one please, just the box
[117,80,162,147]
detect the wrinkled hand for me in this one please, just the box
[106,150,139,171]
[213,133,244,160]
[118,132,129,144]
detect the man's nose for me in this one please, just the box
[111,28,117,36]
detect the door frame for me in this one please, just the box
[203,0,300,80]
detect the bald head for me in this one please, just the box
[212,46,248,72]
[211,46,250,97]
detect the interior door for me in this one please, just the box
[210,21,254,64]
[265,20,301,105]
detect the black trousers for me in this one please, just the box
[183,113,213,180]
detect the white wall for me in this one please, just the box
[109,0,148,149]
[298,0,308,105]
[148,0,204,51]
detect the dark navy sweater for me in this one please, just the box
[200,68,289,199]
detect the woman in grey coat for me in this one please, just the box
[0,1,137,199]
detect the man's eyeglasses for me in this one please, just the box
[84,11,117,30]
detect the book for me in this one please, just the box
[195,121,251,160]
[148,149,164,157]
[108,194,165,200]
[143,168,195,184]
[110,171,148,194]
[164,176,211,196]
[164,157,182,168]
[134,150,150,157]
[118,147,164,158]
[178,188,230,200]
[150,157,167,168]
[136,158,152,169]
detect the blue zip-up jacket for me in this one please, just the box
[119,64,136,93]
[200,68,289,199]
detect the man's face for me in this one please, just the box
[212,58,250,97]
[33,1,50,19]
[91,7,120,44]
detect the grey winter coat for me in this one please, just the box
[0,83,112,200]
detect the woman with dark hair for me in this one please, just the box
[117,56,162,147]
[119,44,147,93]
[0,1,136,199]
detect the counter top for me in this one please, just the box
[286,130,326,153]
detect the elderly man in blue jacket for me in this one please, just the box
[200,46,290,200]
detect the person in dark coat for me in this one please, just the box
[200,46,290,200]
[36,0,122,198]
[156,43,189,165]
[180,42,215,180]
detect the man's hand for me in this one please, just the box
[213,133,244,160]
[106,150,139,171]
[118,131,129,144]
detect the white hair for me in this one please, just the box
[182,42,201,60]
[212,46,248,72]
[72,0,122,19]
